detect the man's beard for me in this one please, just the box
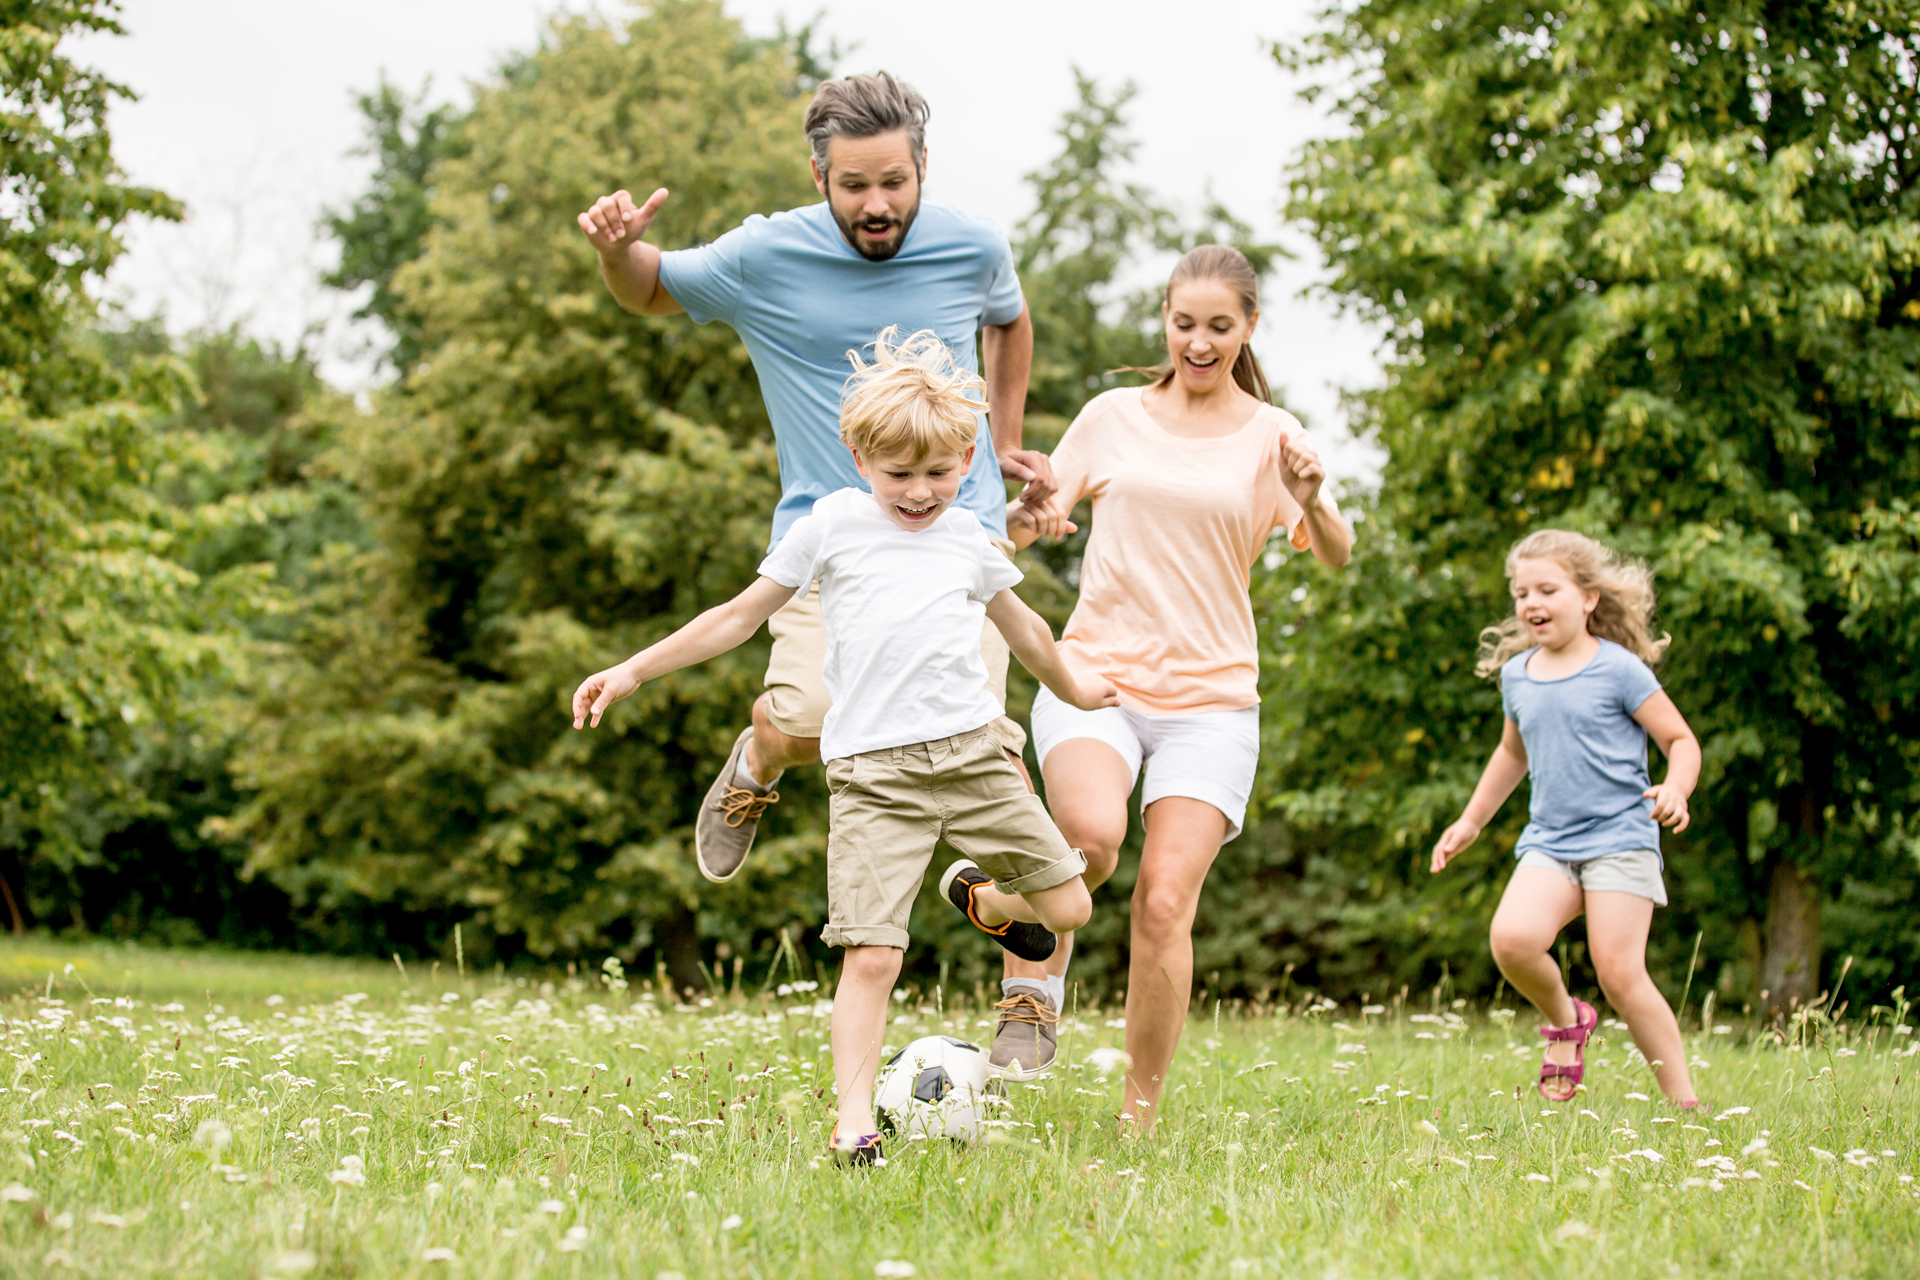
[832,197,921,262]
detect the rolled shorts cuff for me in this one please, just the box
[1518,847,1667,906]
[820,924,911,951]
[991,844,1088,896]
[761,690,824,740]
[1143,776,1252,843]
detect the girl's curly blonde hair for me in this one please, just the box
[839,327,984,462]
[1475,529,1670,678]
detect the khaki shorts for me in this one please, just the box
[821,726,1087,950]
[763,537,1027,756]
[1517,847,1668,906]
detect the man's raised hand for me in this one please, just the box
[577,187,669,257]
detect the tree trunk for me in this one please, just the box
[655,905,708,999]
[1761,858,1821,1011]
[1763,724,1831,1013]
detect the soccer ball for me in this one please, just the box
[873,1035,992,1141]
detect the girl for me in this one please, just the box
[959,245,1353,1133]
[1432,530,1703,1107]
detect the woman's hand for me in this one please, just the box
[572,662,641,729]
[1644,781,1691,831]
[1430,818,1482,873]
[1279,431,1326,510]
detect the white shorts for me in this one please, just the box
[1029,686,1260,841]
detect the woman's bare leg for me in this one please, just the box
[1586,890,1697,1104]
[1120,796,1227,1135]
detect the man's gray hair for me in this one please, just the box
[804,72,929,175]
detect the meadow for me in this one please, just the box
[0,937,1915,1279]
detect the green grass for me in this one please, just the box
[0,937,1915,1278]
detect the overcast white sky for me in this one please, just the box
[76,0,1384,475]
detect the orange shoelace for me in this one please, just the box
[714,785,779,828]
[993,991,1058,1027]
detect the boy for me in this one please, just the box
[570,328,1116,1163]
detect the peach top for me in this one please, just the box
[1049,387,1326,714]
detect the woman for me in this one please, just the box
[977,245,1352,1132]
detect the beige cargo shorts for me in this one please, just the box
[820,726,1087,950]
[762,537,1028,756]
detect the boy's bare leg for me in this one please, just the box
[967,878,1092,935]
[831,945,905,1141]
[1586,890,1697,1104]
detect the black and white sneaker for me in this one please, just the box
[938,859,1057,962]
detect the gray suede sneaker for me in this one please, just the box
[986,988,1059,1081]
[693,729,779,883]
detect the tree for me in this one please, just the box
[322,80,471,373]
[1278,0,1920,1008]
[233,0,833,984]
[0,2,253,930]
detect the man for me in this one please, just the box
[576,71,1051,886]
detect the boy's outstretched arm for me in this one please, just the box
[572,576,798,728]
[984,589,1119,712]
[1431,717,1529,873]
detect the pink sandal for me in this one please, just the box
[1537,998,1597,1101]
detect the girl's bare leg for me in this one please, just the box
[1585,890,1697,1104]
[1488,866,1587,1093]
[1120,796,1227,1135]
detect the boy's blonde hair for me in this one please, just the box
[840,327,984,462]
[1476,529,1671,677]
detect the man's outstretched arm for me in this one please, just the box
[578,187,684,317]
[982,301,1053,503]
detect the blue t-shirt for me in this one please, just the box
[1501,639,1665,862]
[657,201,1024,549]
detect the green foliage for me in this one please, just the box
[232,0,827,972]
[0,1,180,412]
[322,80,472,372]
[1264,0,1920,1003]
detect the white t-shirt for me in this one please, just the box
[758,488,1023,761]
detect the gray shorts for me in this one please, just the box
[1517,848,1667,906]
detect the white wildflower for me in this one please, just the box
[1087,1047,1130,1078]
[721,1214,743,1230]
[875,1262,917,1278]
[422,1247,456,1262]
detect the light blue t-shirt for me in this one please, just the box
[657,201,1025,549]
[1501,639,1665,862]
